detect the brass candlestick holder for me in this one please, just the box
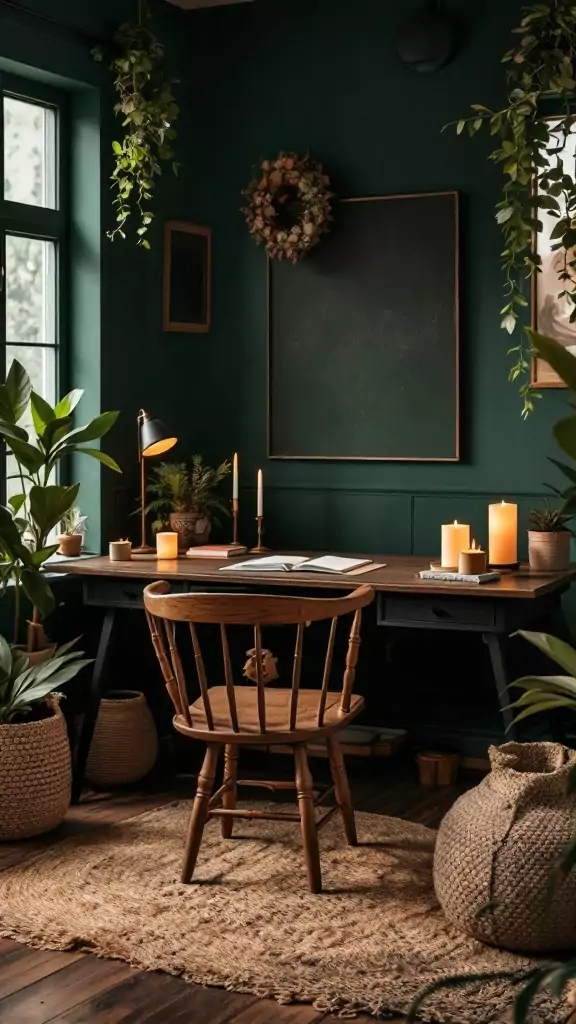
[250,515,270,554]
[230,498,245,550]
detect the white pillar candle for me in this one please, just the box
[441,520,470,569]
[257,469,263,517]
[232,452,239,501]
[489,501,518,566]
[156,532,178,559]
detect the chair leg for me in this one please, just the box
[221,744,238,839]
[327,734,357,846]
[294,745,322,894]
[181,743,220,884]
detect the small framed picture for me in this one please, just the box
[163,221,211,333]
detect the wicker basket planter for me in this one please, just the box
[0,695,71,841]
[86,690,158,787]
[434,742,576,952]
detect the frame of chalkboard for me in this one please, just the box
[163,220,212,334]
[266,191,460,461]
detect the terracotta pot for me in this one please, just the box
[12,644,57,666]
[86,690,158,787]
[0,695,71,840]
[528,530,571,572]
[169,511,211,549]
[57,534,82,557]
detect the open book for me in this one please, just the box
[220,555,373,575]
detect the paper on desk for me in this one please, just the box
[345,562,386,575]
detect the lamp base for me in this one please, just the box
[132,544,156,555]
[249,545,271,554]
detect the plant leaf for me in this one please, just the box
[54,411,119,449]
[527,329,576,391]
[20,567,55,618]
[29,483,80,539]
[8,438,44,474]
[30,391,55,437]
[516,630,576,677]
[72,447,122,473]
[54,389,83,419]
[0,360,31,424]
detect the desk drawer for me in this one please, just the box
[377,594,495,629]
[83,578,188,609]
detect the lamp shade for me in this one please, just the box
[140,414,178,458]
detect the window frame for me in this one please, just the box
[0,72,68,499]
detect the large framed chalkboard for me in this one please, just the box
[268,191,459,461]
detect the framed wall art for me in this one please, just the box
[163,221,211,333]
[531,119,576,388]
[268,191,459,461]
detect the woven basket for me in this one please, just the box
[0,694,71,841]
[434,741,576,952]
[86,690,158,787]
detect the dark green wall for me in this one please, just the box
[0,0,571,559]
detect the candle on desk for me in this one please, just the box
[156,532,178,559]
[441,520,470,569]
[458,539,487,575]
[489,500,518,566]
[257,469,263,517]
[232,452,239,501]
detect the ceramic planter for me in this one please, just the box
[528,530,571,572]
[169,511,211,549]
[57,533,82,557]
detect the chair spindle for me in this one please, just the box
[164,621,193,727]
[254,625,267,732]
[188,622,215,730]
[289,622,304,730]
[317,617,338,727]
[220,624,239,732]
[340,609,362,713]
[145,610,185,717]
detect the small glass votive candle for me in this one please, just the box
[109,540,132,562]
[156,532,178,559]
[458,540,487,575]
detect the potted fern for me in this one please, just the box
[527,502,572,572]
[146,456,231,549]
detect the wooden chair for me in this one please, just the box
[143,581,375,893]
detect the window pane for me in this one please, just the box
[4,96,56,208]
[6,345,56,408]
[6,235,56,348]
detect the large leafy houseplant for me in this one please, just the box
[93,3,179,248]
[0,635,92,725]
[146,457,231,533]
[0,360,120,650]
[448,1,576,415]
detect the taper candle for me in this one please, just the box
[233,452,239,501]
[257,469,263,517]
[489,500,518,566]
[441,520,470,569]
[156,532,178,559]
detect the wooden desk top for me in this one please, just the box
[48,553,575,600]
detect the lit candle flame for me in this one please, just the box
[454,519,458,525]
[471,538,477,551]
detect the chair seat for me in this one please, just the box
[173,686,364,744]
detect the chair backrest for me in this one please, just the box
[143,582,375,733]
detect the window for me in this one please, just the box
[0,78,66,498]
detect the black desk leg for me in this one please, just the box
[482,632,517,741]
[71,608,117,804]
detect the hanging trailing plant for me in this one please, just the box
[447,0,576,416]
[93,2,179,248]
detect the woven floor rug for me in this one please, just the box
[0,802,568,1023]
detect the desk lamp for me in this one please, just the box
[134,409,178,554]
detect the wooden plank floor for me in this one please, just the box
[0,758,475,1024]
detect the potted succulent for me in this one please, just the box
[146,456,231,549]
[527,502,572,572]
[56,507,85,558]
[0,360,120,654]
[0,634,92,840]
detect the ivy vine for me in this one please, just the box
[93,3,179,248]
[449,0,576,416]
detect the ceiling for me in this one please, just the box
[164,0,253,8]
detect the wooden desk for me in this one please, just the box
[51,554,575,801]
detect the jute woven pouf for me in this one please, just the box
[86,690,158,788]
[0,694,71,841]
[434,741,576,952]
